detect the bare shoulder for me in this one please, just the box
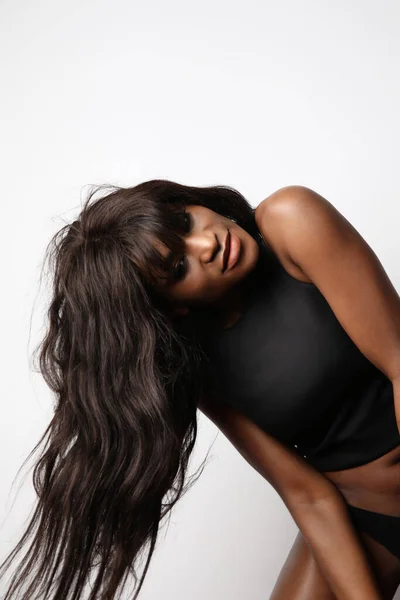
[254,184,351,248]
[254,185,321,284]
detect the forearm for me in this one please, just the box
[292,494,382,600]
[198,400,383,598]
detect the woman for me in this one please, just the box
[0,180,399,599]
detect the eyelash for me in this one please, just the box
[172,211,192,282]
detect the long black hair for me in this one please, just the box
[0,179,260,599]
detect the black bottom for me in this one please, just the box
[347,503,400,559]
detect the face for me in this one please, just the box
[152,204,260,315]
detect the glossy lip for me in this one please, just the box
[222,230,231,272]
[224,230,241,272]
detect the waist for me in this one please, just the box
[323,442,400,515]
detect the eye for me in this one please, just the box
[171,210,192,282]
[182,210,192,233]
[172,255,188,282]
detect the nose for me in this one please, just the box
[185,231,219,263]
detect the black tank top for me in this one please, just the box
[199,231,400,472]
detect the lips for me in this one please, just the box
[222,229,231,272]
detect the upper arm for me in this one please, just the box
[199,395,342,511]
[255,185,400,383]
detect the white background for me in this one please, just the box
[1,0,399,598]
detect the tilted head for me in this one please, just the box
[151,202,260,318]
[66,178,261,324]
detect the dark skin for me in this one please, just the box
[152,204,260,327]
[153,189,400,598]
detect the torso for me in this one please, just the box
[220,234,400,515]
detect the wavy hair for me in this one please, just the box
[0,179,260,599]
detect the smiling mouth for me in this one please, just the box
[222,229,231,272]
